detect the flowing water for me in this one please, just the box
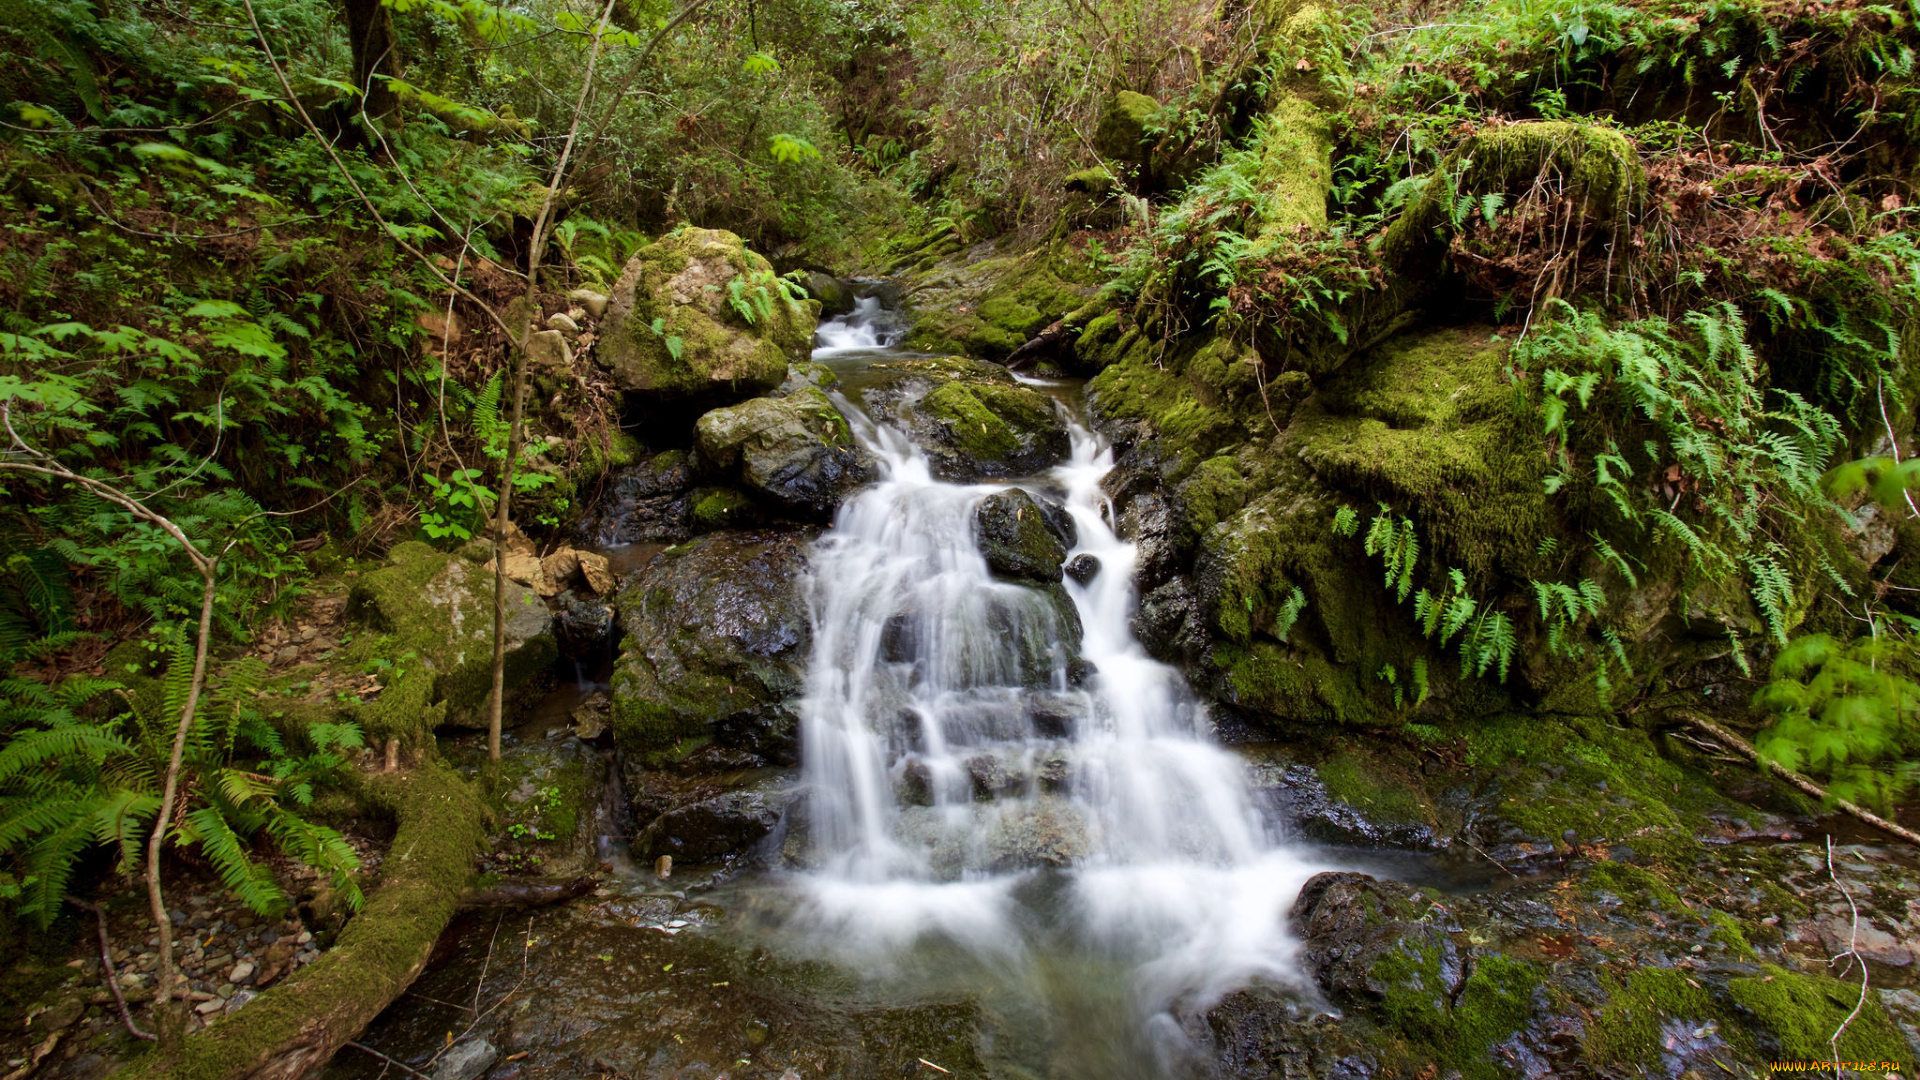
[331,298,1337,1080]
[721,304,1336,1075]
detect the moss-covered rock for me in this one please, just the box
[972,489,1073,583]
[596,228,816,402]
[861,356,1070,479]
[694,387,874,516]
[347,542,557,729]
[897,240,1098,360]
[610,530,812,761]
[1092,90,1161,164]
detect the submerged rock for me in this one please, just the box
[348,541,556,728]
[695,387,874,516]
[611,530,812,758]
[596,228,816,403]
[861,356,1069,479]
[973,489,1072,583]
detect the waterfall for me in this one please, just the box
[814,294,906,353]
[778,336,1333,1055]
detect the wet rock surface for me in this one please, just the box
[972,489,1072,583]
[859,356,1069,480]
[695,386,875,516]
[610,529,813,760]
[577,449,697,546]
[632,769,796,864]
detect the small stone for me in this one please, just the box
[1064,554,1100,584]
[228,960,255,984]
[432,1038,498,1080]
[547,311,580,333]
[566,288,609,319]
[225,988,257,1015]
[295,931,312,945]
[216,984,236,1000]
[195,999,224,1016]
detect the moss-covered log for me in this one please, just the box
[112,763,488,1080]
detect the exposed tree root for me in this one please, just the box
[111,763,489,1080]
[1671,709,1920,848]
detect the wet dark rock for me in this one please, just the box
[966,753,1018,800]
[1245,757,1448,850]
[973,489,1069,583]
[859,356,1069,479]
[553,591,616,653]
[1117,493,1179,592]
[634,772,794,863]
[1133,576,1208,666]
[611,529,812,758]
[712,700,801,767]
[695,388,875,516]
[579,450,697,546]
[1026,691,1084,738]
[897,760,934,806]
[1064,553,1100,584]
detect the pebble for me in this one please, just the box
[195,999,224,1016]
[225,989,257,1015]
[547,312,580,333]
[228,960,255,984]
[432,1038,498,1080]
[295,931,312,945]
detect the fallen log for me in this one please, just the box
[1670,709,1920,848]
[458,874,597,910]
[113,762,489,1080]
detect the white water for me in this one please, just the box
[777,333,1333,1061]
[813,294,906,353]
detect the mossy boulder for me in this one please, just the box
[861,356,1070,480]
[694,387,874,516]
[972,489,1074,583]
[1092,90,1161,165]
[897,240,1098,360]
[610,530,812,761]
[597,228,816,402]
[347,541,557,729]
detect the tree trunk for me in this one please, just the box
[342,0,399,122]
[112,764,489,1080]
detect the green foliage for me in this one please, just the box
[0,628,364,926]
[1523,301,1846,645]
[1753,632,1920,812]
[1363,506,1420,603]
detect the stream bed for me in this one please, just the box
[320,298,1480,1080]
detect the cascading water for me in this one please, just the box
[761,306,1335,1076]
[814,293,908,353]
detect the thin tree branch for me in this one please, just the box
[66,897,157,1042]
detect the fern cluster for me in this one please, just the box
[1523,300,1847,650]
[0,629,365,926]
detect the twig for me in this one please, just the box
[1876,377,1920,521]
[65,897,157,1042]
[1670,710,1920,847]
[346,1041,433,1079]
[1825,836,1869,1077]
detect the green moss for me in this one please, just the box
[1175,456,1249,550]
[1373,946,1542,1080]
[598,227,811,399]
[1729,965,1906,1061]
[1381,121,1644,276]
[1092,90,1161,163]
[899,242,1096,359]
[1586,968,1732,1066]
[1464,715,1703,862]
[1706,910,1759,960]
[1292,326,1547,578]
[1063,166,1117,196]
[1318,748,1433,826]
[348,545,557,729]
[920,381,1060,462]
[1254,93,1332,235]
[116,764,487,1080]
[1583,861,1684,912]
[691,486,754,531]
[1219,640,1373,726]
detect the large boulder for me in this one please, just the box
[695,388,875,516]
[895,241,1098,360]
[348,541,557,728]
[861,356,1070,480]
[611,530,812,759]
[596,228,817,402]
[972,489,1073,583]
[633,770,796,864]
